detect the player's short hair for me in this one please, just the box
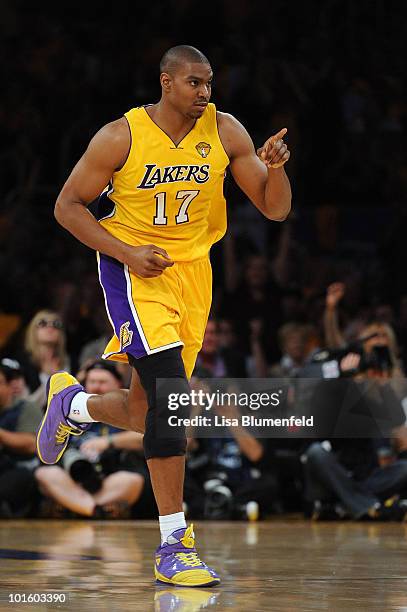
[160,45,210,75]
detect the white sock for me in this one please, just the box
[68,392,98,423]
[159,512,186,544]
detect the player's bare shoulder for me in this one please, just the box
[216,111,254,159]
[86,117,131,171]
[100,117,130,144]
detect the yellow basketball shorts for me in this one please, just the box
[97,252,212,379]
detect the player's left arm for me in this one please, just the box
[217,112,291,221]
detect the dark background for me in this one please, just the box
[1,0,406,367]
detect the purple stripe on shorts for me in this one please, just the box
[98,253,148,359]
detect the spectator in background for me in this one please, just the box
[218,318,241,355]
[303,437,407,521]
[35,361,151,519]
[280,289,306,325]
[246,318,267,377]
[373,303,396,327]
[0,358,29,401]
[302,301,407,521]
[269,323,319,378]
[0,364,42,517]
[323,283,404,377]
[194,318,246,378]
[219,254,282,363]
[360,321,404,378]
[77,302,112,369]
[186,377,279,520]
[20,310,70,407]
[323,282,347,349]
[396,295,407,370]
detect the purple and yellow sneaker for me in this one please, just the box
[36,372,90,465]
[155,524,220,587]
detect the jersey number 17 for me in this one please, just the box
[153,190,199,226]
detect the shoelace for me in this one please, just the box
[55,422,84,444]
[175,552,202,568]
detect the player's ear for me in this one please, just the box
[160,72,172,92]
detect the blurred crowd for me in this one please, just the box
[1,284,407,522]
[1,1,407,520]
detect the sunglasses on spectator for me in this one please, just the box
[36,319,63,329]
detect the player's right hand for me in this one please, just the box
[125,244,174,278]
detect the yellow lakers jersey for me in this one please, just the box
[99,103,229,262]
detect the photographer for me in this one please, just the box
[323,282,404,376]
[0,364,42,517]
[35,361,154,518]
[184,376,279,520]
[302,294,407,520]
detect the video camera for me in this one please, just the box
[311,332,394,378]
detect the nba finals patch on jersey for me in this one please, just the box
[195,142,211,158]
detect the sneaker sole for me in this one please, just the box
[155,568,220,587]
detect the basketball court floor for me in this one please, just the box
[1,519,406,611]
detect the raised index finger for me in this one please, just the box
[261,128,288,159]
[271,128,288,143]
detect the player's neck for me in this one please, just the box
[147,101,196,143]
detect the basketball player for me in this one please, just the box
[36,45,291,586]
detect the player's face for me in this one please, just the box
[168,62,213,119]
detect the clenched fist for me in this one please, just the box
[123,244,174,278]
[326,282,345,309]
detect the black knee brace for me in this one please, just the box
[128,347,190,460]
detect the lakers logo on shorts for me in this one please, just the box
[195,142,211,158]
[119,321,133,350]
